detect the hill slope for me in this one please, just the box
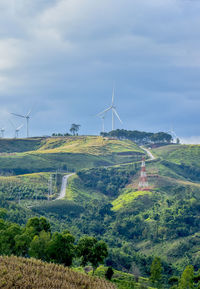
[0,255,116,289]
[0,136,144,174]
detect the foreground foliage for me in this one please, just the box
[0,255,116,289]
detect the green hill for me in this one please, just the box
[0,136,143,174]
[30,144,200,273]
[0,138,200,279]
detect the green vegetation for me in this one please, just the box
[0,136,144,174]
[112,190,152,211]
[101,129,173,144]
[0,136,200,288]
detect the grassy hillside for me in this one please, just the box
[152,144,200,168]
[0,136,144,174]
[0,139,200,278]
[30,145,200,273]
[0,255,116,289]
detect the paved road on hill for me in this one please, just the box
[140,146,156,160]
[56,173,75,200]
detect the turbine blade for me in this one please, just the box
[96,106,112,116]
[112,87,114,105]
[113,108,123,124]
[26,109,32,117]
[11,113,25,118]
[17,124,24,130]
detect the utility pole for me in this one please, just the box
[48,174,53,201]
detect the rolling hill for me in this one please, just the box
[0,136,144,174]
[0,137,200,279]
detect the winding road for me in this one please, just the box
[56,173,75,200]
[140,146,156,160]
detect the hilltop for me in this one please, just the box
[0,136,144,174]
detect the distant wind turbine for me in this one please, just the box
[9,120,24,138]
[97,88,122,131]
[168,127,179,143]
[100,114,105,133]
[0,128,5,138]
[11,110,31,138]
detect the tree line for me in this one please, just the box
[101,129,173,144]
[0,215,108,274]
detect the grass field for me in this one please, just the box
[152,144,200,168]
[112,190,152,211]
[0,136,144,174]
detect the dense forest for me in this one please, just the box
[0,215,199,289]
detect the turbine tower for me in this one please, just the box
[168,128,178,143]
[0,128,5,138]
[11,110,31,138]
[9,120,23,138]
[100,114,105,133]
[97,87,122,131]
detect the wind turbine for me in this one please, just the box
[168,127,179,143]
[97,87,122,131]
[100,114,105,133]
[11,110,31,138]
[0,128,5,138]
[9,120,24,138]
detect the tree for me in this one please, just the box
[77,236,108,274]
[26,217,51,236]
[150,257,162,287]
[179,265,194,289]
[105,267,114,280]
[29,231,51,261]
[70,124,80,136]
[47,232,75,266]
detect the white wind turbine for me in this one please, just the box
[0,128,5,138]
[97,88,122,131]
[99,114,105,133]
[168,127,179,143]
[9,120,24,138]
[11,110,31,138]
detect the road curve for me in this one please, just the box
[56,173,75,200]
[140,146,156,160]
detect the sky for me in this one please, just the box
[0,0,200,143]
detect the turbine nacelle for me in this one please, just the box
[11,110,31,138]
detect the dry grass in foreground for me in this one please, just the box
[0,255,116,289]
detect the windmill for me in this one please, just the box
[99,114,105,133]
[168,128,179,143]
[97,87,122,131]
[9,120,24,138]
[11,110,31,138]
[0,128,5,138]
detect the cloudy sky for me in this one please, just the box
[0,0,200,142]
